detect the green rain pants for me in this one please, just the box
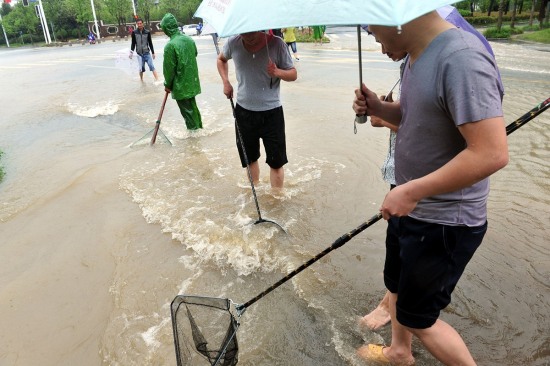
[176,97,203,130]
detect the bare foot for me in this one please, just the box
[358,305,391,331]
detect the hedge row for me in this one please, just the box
[464,13,533,25]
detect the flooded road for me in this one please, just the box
[0,28,549,365]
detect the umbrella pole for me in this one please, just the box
[357,25,363,93]
[354,25,367,133]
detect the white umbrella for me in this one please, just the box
[194,0,458,37]
[200,22,217,36]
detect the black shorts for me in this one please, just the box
[234,104,288,169]
[384,216,487,329]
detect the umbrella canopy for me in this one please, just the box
[194,0,458,37]
[200,22,217,36]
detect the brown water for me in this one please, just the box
[0,30,548,366]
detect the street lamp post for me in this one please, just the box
[131,0,137,18]
[36,4,48,44]
[90,0,101,39]
[0,13,10,48]
[37,0,52,44]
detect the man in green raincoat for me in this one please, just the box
[160,13,203,130]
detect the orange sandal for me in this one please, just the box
[357,344,391,364]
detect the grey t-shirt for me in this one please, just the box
[396,28,504,226]
[222,34,294,111]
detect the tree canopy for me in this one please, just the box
[0,0,201,43]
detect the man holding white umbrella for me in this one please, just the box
[353,10,508,366]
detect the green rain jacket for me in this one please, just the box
[160,13,201,100]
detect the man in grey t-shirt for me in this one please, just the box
[353,11,509,366]
[217,31,297,189]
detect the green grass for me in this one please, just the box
[516,27,550,43]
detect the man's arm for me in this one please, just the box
[380,117,509,219]
[130,32,136,52]
[268,63,297,82]
[353,83,402,127]
[148,32,155,57]
[371,93,399,132]
[217,53,233,99]
[163,45,176,90]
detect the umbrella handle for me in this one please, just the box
[354,25,367,131]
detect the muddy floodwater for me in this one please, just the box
[0,28,549,365]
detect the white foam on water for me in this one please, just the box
[163,123,225,141]
[500,65,550,74]
[120,147,344,279]
[66,100,120,117]
[141,316,170,349]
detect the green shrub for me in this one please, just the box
[464,13,532,25]
[56,28,68,41]
[484,27,511,39]
[458,9,472,17]
[522,24,540,31]
[465,16,495,25]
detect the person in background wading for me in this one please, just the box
[217,31,297,190]
[160,13,203,130]
[282,27,299,61]
[312,25,325,46]
[358,56,407,332]
[129,18,159,82]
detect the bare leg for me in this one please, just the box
[269,167,284,189]
[248,161,260,186]
[153,70,159,81]
[359,290,391,330]
[139,72,144,81]
[408,319,476,366]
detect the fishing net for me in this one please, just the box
[129,92,173,148]
[171,295,239,366]
[129,125,172,148]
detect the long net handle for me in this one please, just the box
[236,96,550,313]
[150,91,170,146]
[237,212,383,311]
[230,98,264,221]
[505,96,549,134]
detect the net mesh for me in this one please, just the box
[129,126,172,148]
[171,295,239,366]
